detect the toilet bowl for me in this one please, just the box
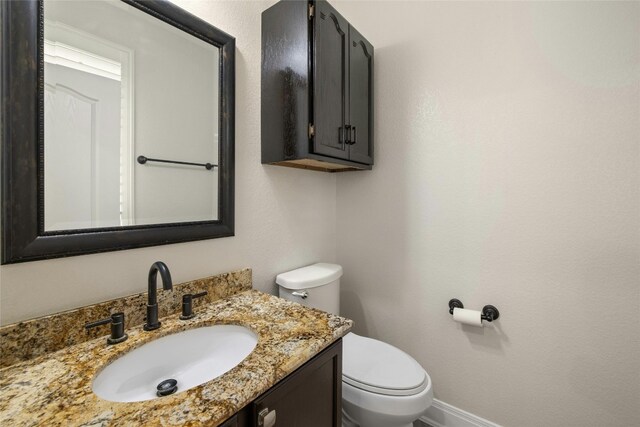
[341,332,433,427]
[276,263,433,427]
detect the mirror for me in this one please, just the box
[44,0,221,229]
[1,0,235,263]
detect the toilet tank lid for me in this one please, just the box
[276,263,343,290]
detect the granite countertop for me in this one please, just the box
[0,290,353,426]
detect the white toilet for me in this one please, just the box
[277,263,433,427]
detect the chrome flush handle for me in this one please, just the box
[291,290,308,299]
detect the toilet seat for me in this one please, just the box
[342,333,428,397]
[343,374,428,397]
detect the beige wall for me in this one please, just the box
[334,1,639,426]
[0,0,338,325]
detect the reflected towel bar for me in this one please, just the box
[137,155,217,170]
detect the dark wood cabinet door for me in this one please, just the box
[219,415,238,427]
[250,340,342,427]
[348,26,373,165]
[313,0,349,160]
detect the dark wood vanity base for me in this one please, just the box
[225,339,342,427]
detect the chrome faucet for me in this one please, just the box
[144,261,173,331]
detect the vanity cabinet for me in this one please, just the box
[262,0,374,172]
[224,339,342,426]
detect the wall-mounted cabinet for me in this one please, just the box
[262,0,374,172]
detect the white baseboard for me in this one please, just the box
[420,399,501,427]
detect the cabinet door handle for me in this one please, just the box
[344,125,352,145]
[258,408,276,427]
[352,126,357,145]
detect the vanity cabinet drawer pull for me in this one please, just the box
[257,407,276,427]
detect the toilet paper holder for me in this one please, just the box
[448,299,500,322]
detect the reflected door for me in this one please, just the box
[44,62,122,230]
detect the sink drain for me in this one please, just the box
[156,379,178,397]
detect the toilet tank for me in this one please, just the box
[276,263,343,315]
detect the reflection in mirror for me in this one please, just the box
[44,0,220,231]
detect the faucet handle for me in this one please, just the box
[85,312,128,345]
[180,291,208,320]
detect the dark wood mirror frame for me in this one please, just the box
[1,0,235,264]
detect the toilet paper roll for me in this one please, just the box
[453,307,483,327]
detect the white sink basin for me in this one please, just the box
[92,325,258,402]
